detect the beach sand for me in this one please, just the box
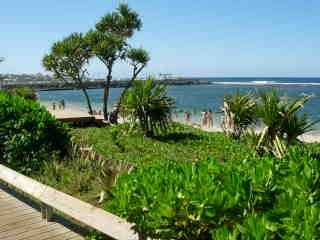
[186,122,320,143]
[43,103,320,143]
[47,108,92,119]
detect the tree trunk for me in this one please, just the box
[103,66,113,121]
[81,88,93,115]
[110,65,144,124]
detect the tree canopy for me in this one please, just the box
[96,4,142,38]
[43,33,94,114]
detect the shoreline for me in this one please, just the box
[42,103,320,144]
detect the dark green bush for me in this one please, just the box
[9,87,38,101]
[106,146,320,239]
[120,78,175,137]
[0,92,70,173]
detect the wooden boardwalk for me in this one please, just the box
[0,184,85,240]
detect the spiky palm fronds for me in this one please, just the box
[120,78,175,137]
[221,92,257,139]
[256,91,318,157]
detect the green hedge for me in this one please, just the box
[106,147,320,239]
[9,87,38,101]
[0,92,70,173]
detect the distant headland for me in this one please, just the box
[0,73,211,91]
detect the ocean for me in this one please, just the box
[39,77,320,134]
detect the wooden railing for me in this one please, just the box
[0,164,138,240]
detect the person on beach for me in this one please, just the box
[207,109,213,128]
[52,102,56,111]
[61,99,65,110]
[200,110,207,127]
[174,111,179,120]
[184,111,191,123]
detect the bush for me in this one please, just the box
[221,92,257,139]
[9,87,38,101]
[120,78,175,137]
[106,146,320,239]
[0,92,70,173]
[254,91,318,158]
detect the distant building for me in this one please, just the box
[158,73,181,80]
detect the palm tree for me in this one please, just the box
[109,47,150,123]
[256,91,318,157]
[221,92,257,139]
[43,33,94,114]
[91,3,142,120]
[120,78,175,137]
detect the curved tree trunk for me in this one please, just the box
[81,88,93,115]
[109,82,132,124]
[103,66,113,121]
[109,65,144,124]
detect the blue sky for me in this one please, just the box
[0,0,320,77]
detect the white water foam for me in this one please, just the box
[211,81,320,86]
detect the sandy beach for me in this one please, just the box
[43,103,320,144]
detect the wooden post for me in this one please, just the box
[41,203,53,222]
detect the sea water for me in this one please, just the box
[39,77,320,134]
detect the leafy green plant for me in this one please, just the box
[120,78,175,137]
[110,47,150,123]
[88,3,143,120]
[255,91,318,157]
[9,87,38,101]
[0,92,70,173]
[221,92,257,139]
[43,33,94,114]
[106,144,320,239]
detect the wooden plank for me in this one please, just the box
[0,212,40,227]
[0,222,59,240]
[0,217,44,233]
[3,222,70,240]
[0,188,85,240]
[0,164,137,240]
[0,206,35,216]
[0,219,54,238]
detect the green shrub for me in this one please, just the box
[9,87,38,101]
[0,92,70,173]
[120,78,175,137]
[221,92,257,139]
[106,146,320,239]
[254,91,318,158]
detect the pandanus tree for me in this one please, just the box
[43,33,94,114]
[255,91,318,158]
[120,78,175,137]
[110,47,150,123]
[89,3,142,120]
[85,30,125,119]
[221,92,257,139]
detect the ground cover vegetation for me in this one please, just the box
[67,119,320,239]
[3,2,320,236]
[8,87,38,101]
[1,80,319,239]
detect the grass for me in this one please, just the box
[27,123,320,239]
[72,123,256,166]
[31,123,256,206]
[31,123,320,207]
